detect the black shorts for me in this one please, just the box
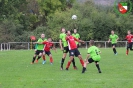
[44,51,51,56]
[63,46,69,53]
[69,48,80,57]
[127,42,133,49]
[112,44,116,47]
[35,50,43,55]
[88,58,98,63]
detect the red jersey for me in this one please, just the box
[42,41,53,51]
[66,35,79,50]
[125,34,133,43]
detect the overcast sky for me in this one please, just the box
[77,0,116,6]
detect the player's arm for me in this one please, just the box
[59,34,64,50]
[74,37,85,43]
[108,35,111,43]
[116,36,119,42]
[34,41,46,44]
[52,44,56,53]
[124,36,128,41]
[59,39,63,50]
[108,38,111,43]
[131,35,133,38]
[98,48,101,54]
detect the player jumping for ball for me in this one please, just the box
[59,28,77,70]
[108,30,119,55]
[125,30,133,55]
[65,30,84,70]
[82,40,101,73]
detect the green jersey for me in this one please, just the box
[72,33,80,44]
[87,46,101,61]
[59,33,68,47]
[109,34,118,44]
[36,38,47,50]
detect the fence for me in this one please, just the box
[0,41,128,51]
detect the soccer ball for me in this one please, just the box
[72,15,77,20]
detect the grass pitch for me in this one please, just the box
[0,48,133,88]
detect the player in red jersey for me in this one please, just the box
[35,38,56,64]
[65,30,85,70]
[125,30,133,55]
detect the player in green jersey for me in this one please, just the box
[108,30,119,55]
[72,29,80,47]
[34,37,47,64]
[59,28,77,70]
[82,40,102,73]
[31,34,45,64]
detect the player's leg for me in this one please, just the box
[42,53,46,64]
[72,58,77,69]
[75,49,84,66]
[112,44,117,55]
[126,43,129,55]
[31,50,39,64]
[66,56,74,70]
[82,58,94,73]
[66,50,75,70]
[60,52,67,70]
[42,51,46,61]
[95,62,101,73]
[36,51,43,63]
[48,52,53,64]
[31,54,37,64]
[68,47,76,69]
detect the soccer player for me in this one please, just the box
[35,38,56,64]
[65,30,84,70]
[125,30,133,55]
[108,30,119,55]
[34,35,47,63]
[82,40,101,73]
[72,29,80,47]
[31,34,45,64]
[82,40,102,73]
[59,28,77,70]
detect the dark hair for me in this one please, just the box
[61,28,65,31]
[128,30,131,32]
[89,40,94,45]
[74,29,77,31]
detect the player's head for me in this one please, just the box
[61,28,66,33]
[89,40,94,46]
[67,30,71,36]
[48,38,52,42]
[74,29,77,33]
[111,30,114,35]
[127,30,131,34]
[41,34,45,39]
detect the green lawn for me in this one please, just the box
[0,48,133,88]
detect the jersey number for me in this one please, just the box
[95,49,99,55]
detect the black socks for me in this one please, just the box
[113,48,117,54]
